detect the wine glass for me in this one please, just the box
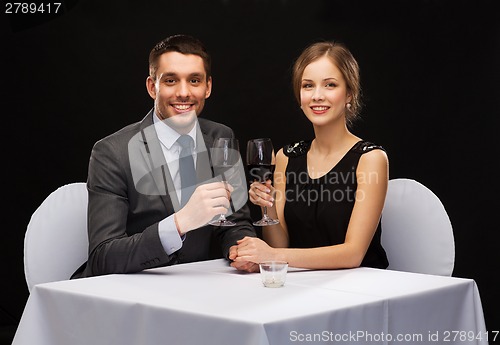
[246,138,279,226]
[208,138,240,226]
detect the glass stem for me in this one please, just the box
[262,206,269,220]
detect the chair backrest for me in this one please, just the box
[381,178,455,276]
[24,182,89,292]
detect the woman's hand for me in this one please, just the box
[232,236,280,264]
[228,245,260,272]
[248,180,275,208]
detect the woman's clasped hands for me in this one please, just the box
[230,236,279,269]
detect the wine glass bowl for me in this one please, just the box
[246,138,280,226]
[208,138,240,227]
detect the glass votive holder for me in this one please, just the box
[259,261,288,288]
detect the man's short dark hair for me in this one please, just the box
[148,34,211,81]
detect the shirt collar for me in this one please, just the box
[153,112,198,150]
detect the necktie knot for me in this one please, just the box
[177,135,193,150]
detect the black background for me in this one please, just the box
[1,0,499,343]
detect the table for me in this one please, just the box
[12,259,488,345]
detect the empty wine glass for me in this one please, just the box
[246,138,279,226]
[208,138,240,226]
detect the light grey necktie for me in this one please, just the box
[177,135,196,207]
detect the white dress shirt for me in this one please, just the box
[153,113,198,255]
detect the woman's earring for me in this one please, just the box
[346,103,352,111]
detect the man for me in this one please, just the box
[72,34,257,278]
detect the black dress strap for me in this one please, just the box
[284,140,384,157]
[351,141,386,154]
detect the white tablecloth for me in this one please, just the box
[13,259,488,345]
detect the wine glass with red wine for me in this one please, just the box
[208,138,239,226]
[246,138,279,226]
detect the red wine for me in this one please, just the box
[247,164,275,182]
[213,165,231,177]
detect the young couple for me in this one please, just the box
[71,34,388,279]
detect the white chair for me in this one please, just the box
[381,178,455,276]
[24,182,89,292]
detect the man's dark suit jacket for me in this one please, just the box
[72,110,256,279]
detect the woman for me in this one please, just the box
[232,41,389,270]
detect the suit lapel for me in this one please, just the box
[137,112,180,212]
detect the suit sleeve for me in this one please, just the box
[73,137,176,278]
